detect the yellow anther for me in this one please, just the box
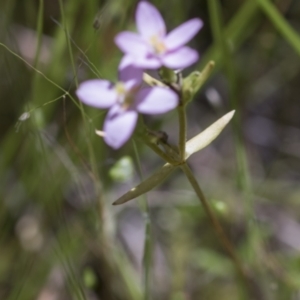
[150,35,166,54]
[115,82,126,95]
[115,82,137,110]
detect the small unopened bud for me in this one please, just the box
[159,67,177,84]
[182,61,215,104]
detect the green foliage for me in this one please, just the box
[1,0,300,299]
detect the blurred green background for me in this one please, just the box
[1,0,300,299]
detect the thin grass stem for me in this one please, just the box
[256,0,300,56]
[58,0,105,232]
[132,141,152,300]
[177,104,187,161]
[58,0,78,87]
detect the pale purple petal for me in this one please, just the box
[124,79,139,91]
[115,32,149,55]
[76,79,117,108]
[133,55,162,69]
[104,105,138,149]
[136,1,166,38]
[162,47,199,69]
[118,55,143,83]
[135,87,178,114]
[164,18,203,50]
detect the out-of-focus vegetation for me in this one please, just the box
[1,0,300,299]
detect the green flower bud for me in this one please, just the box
[182,61,215,104]
[159,66,177,84]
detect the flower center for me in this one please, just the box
[150,35,166,54]
[115,82,135,110]
[115,82,126,95]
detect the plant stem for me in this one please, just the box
[132,141,152,300]
[143,215,151,300]
[33,0,44,69]
[177,104,187,161]
[58,0,78,87]
[180,163,249,284]
[141,138,179,165]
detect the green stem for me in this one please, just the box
[180,163,248,284]
[33,0,44,68]
[141,137,179,165]
[132,141,152,300]
[177,104,187,161]
[143,216,151,300]
[58,0,78,87]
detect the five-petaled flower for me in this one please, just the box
[115,1,203,69]
[76,62,178,149]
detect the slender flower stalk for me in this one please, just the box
[132,141,152,300]
[177,103,187,161]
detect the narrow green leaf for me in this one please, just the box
[113,163,177,205]
[185,111,235,159]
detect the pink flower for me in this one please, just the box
[76,62,178,149]
[115,1,203,69]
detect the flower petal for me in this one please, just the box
[115,32,149,55]
[164,18,203,50]
[104,105,138,149]
[136,1,166,38]
[134,55,162,69]
[118,55,143,83]
[124,79,140,92]
[135,87,178,114]
[76,79,117,108]
[162,47,199,69]
[120,54,161,69]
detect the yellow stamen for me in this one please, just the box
[150,35,166,54]
[115,82,126,95]
[114,82,137,110]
